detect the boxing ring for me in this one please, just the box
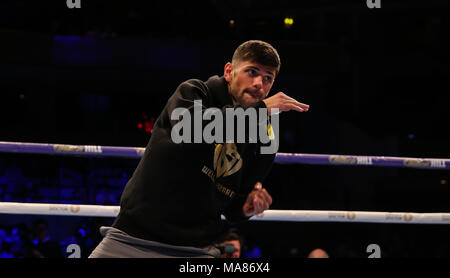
[0,141,449,225]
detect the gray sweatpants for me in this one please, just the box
[88,226,221,258]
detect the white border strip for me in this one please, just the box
[1,202,449,224]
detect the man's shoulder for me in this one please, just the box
[183,74,223,86]
[176,75,226,98]
[178,78,208,92]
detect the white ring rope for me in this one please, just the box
[1,202,449,224]
[0,202,119,217]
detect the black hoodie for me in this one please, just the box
[113,75,275,247]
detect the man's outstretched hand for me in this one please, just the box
[243,182,273,217]
[263,92,309,115]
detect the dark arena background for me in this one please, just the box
[0,0,449,260]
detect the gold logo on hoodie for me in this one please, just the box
[214,143,242,179]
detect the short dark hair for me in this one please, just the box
[221,231,240,242]
[232,40,281,75]
[220,231,243,248]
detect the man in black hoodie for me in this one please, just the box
[89,40,309,258]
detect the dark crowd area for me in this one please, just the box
[0,154,449,258]
[1,0,450,258]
